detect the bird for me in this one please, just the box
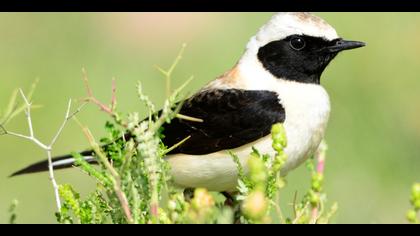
[11,12,365,192]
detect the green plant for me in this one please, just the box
[232,125,337,224]
[407,183,420,224]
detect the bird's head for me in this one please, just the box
[240,12,365,84]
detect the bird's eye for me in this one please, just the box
[290,37,306,50]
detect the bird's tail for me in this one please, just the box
[9,150,96,177]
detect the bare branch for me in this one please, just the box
[18,88,31,105]
[3,89,88,212]
[5,131,32,141]
[49,99,73,148]
[49,100,86,148]
[5,132,49,151]
[19,89,34,138]
[69,101,88,120]
[47,149,61,211]
[81,68,118,117]
[2,89,63,210]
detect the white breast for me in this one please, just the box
[271,80,330,173]
[166,59,330,192]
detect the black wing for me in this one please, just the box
[10,89,285,177]
[162,89,285,155]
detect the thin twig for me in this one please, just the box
[81,68,124,127]
[3,90,86,212]
[82,68,112,114]
[155,43,187,97]
[79,124,134,224]
[19,89,34,138]
[46,149,61,211]
[163,135,191,155]
[16,90,61,210]
[49,100,72,148]
[1,79,40,127]
[175,114,203,123]
[50,101,87,148]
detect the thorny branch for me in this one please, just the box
[0,89,85,211]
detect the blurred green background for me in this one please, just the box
[0,13,419,224]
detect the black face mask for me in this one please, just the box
[257,35,365,84]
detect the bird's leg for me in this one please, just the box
[183,188,195,202]
[222,191,243,224]
[222,191,235,207]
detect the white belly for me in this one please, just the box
[166,81,331,192]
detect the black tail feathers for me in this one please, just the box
[10,150,96,177]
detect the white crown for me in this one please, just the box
[245,13,339,55]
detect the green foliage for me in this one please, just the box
[407,183,420,224]
[232,124,337,224]
[56,184,111,224]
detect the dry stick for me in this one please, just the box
[79,124,134,224]
[81,69,127,129]
[3,90,84,211]
[82,68,114,115]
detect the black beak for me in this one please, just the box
[327,39,366,53]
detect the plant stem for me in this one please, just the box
[81,126,134,224]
